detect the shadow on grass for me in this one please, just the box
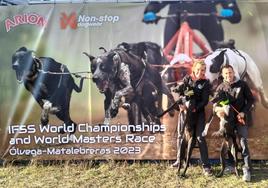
[251,167,268,183]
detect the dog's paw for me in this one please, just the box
[43,100,52,110]
[122,103,130,110]
[104,118,111,125]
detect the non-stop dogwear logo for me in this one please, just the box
[5,13,47,32]
[60,12,120,29]
[60,12,77,29]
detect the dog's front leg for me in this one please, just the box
[104,91,112,125]
[41,100,52,126]
[110,63,133,118]
[110,85,133,118]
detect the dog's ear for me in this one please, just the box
[110,52,120,65]
[118,42,130,50]
[83,52,95,62]
[17,46,28,52]
[107,52,120,75]
[99,47,107,53]
[27,50,35,58]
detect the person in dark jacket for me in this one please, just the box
[214,64,254,182]
[143,0,241,50]
[172,60,212,176]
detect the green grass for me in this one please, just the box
[0,161,267,188]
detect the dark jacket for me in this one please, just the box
[175,75,211,112]
[214,79,254,114]
[144,0,241,23]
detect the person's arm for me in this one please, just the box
[144,2,168,14]
[220,0,241,23]
[195,80,211,112]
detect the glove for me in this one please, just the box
[237,112,246,125]
[220,9,234,18]
[237,112,245,119]
[179,104,187,112]
[143,12,157,23]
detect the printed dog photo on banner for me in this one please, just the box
[0,2,268,162]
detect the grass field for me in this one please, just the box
[0,160,268,188]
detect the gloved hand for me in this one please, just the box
[237,112,246,125]
[179,104,187,112]
[143,11,158,24]
[220,9,234,18]
[237,112,245,119]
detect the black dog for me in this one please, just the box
[117,41,175,116]
[12,47,84,133]
[202,89,241,177]
[83,46,173,125]
[117,41,166,72]
[216,121,241,177]
[170,77,196,177]
[117,41,177,86]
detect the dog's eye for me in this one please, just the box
[100,63,106,71]
[91,64,96,73]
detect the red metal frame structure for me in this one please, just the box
[162,19,211,81]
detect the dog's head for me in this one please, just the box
[12,47,37,83]
[117,42,147,58]
[83,50,120,93]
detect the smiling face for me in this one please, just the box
[221,66,235,83]
[193,63,206,79]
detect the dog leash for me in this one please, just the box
[229,104,246,125]
[37,69,92,79]
[34,57,92,79]
[134,52,147,89]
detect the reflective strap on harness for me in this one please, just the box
[219,99,230,106]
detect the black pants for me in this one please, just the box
[163,14,223,51]
[177,110,210,168]
[236,124,252,171]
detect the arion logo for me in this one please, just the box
[5,13,47,32]
[60,12,120,29]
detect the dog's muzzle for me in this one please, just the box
[92,76,109,93]
[12,64,24,83]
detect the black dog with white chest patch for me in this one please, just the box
[12,47,85,134]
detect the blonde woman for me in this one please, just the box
[172,59,212,176]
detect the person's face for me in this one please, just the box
[193,64,206,79]
[221,67,235,83]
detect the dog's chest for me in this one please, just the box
[25,81,49,96]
